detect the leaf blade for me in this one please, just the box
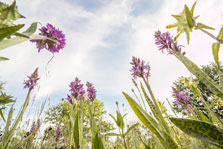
[170,118,223,147]
[184,5,195,28]
[212,42,221,69]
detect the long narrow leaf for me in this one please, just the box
[184,5,195,28]
[105,133,121,137]
[174,52,223,97]
[0,56,9,61]
[0,22,38,50]
[212,42,221,69]
[0,109,5,121]
[92,132,104,149]
[116,111,125,129]
[197,23,215,30]
[170,118,223,147]
[1,105,14,147]
[0,24,24,40]
[140,83,159,121]
[74,112,79,148]
[191,2,197,17]
[122,92,177,148]
[124,123,139,137]
[109,114,117,125]
[219,70,223,89]
[217,27,223,41]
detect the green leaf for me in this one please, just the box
[174,52,223,98]
[122,92,179,149]
[0,91,14,105]
[21,22,38,36]
[163,132,181,149]
[105,133,121,137]
[142,140,151,149]
[170,118,223,147]
[116,111,125,129]
[109,113,117,124]
[6,88,33,146]
[0,24,24,40]
[0,2,9,10]
[0,22,38,50]
[73,112,79,148]
[92,132,104,149]
[124,123,139,137]
[171,14,183,22]
[123,113,128,118]
[0,109,5,121]
[0,56,9,61]
[184,4,195,28]
[219,70,223,90]
[217,27,223,41]
[0,0,24,26]
[191,1,197,17]
[212,42,221,69]
[197,23,215,30]
[14,32,29,38]
[88,105,97,136]
[140,82,159,121]
[184,28,190,44]
[1,105,14,147]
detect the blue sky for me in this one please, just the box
[1,0,223,121]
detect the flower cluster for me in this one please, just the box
[172,87,192,113]
[130,56,150,79]
[24,68,39,89]
[24,119,40,138]
[86,82,97,101]
[67,77,85,102]
[31,23,66,53]
[66,77,97,103]
[154,30,181,54]
[55,127,62,140]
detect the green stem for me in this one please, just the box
[30,34,60,44]
[197,27,223,44]
[136,85,148,112]
[79,100,84,149]
[68,120,72,149]
[166,98,178,117]
[198,93,223,124]
[122,129,128,149]
[187,106,198,120]
[142,77,170,134]
[7,89,32,142]
[92,101,95,117]
[132,89,144,109]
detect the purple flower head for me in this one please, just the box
[86,82,97,101]
[154,30,181,54]
[130,56,150,79]
[55,127,62,140]
[66,94,73,104]
[30,121,36,134]
[172,87,192,113]
[31,23,66,53]
[66,77,85,102]
[24,68,39,89]
[25,119,40,137]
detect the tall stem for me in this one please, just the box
[68,120,72,149]
[198,94,223,125]
[7,89,32,141]
[121,129,128,149]
[142,77,170,133]
[136,85,148,112]
[197,27,223,44]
